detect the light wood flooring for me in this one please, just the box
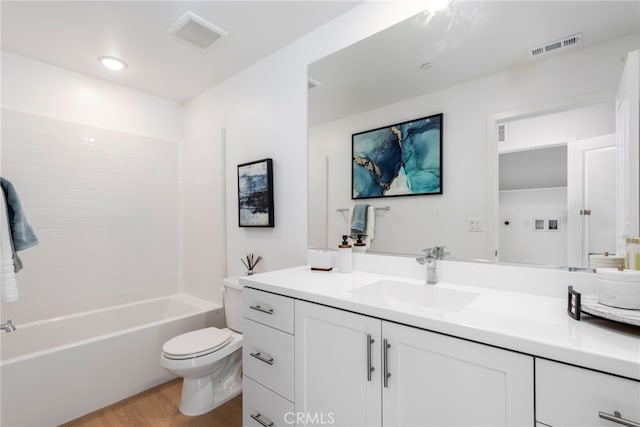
[62,379,242,427]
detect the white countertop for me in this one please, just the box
[240,266,640,380]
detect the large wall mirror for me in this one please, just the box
[308,1,639,269]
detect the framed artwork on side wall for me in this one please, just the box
[352,113,443,199]
[238,158,274,227]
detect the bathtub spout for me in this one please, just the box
[1,320,17,332]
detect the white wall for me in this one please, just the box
[179,85,227,300]
[1,52,182,323]
[499,188,567,266]
[1,51,182,141]
[499,101,614,153]
[180,1,433,295]
[309,35,637,259]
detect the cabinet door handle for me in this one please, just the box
[250,304,274,315]
[366,334,375,381]
[250,351,274,365]
[599,411,640,427]
[250,412,275,427]
[383,338,391,388]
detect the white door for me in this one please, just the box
[616,50,639,254]
[294,301,382,427]
[382,321,534,427]
[567,134,617,267]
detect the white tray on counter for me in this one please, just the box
[581,295,640,327]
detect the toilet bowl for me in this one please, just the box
[160,277,244,416]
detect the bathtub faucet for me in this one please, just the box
[1,320,17,333]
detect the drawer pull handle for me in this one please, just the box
[250,304,274,315]
[599,411,640,427]
[383,338,391,388]
[366,334,375,381]
[251,412,274,427]
[250,351,274,365]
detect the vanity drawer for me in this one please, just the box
[244,288,294,333]
[244,376,294,427]
[243,318,295,401]
[536,359,640,426]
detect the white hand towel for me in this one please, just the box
[1,189,18,302]
[366,206,375,242]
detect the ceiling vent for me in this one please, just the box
[527,33,582,59]
[169,11,228,49]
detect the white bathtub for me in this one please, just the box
[0,293,223,426]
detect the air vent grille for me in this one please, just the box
[497,123,507,144]
[527,33,582,58]
[169,11,227,49]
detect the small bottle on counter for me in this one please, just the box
[627,237,640,270]
[338,235,353,273]
[353,234,367,252]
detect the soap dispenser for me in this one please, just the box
[338,235,353,273]
[353,234,367,252]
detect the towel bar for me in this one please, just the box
[336,207,390,213]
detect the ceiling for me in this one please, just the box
[309,1,640,126]
[1,1,360,104]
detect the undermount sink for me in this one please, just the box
[351,280,478,311]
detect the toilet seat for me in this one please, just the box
[162,327,231,360]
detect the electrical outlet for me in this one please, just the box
[533,218,545,231]
[468,216,484,232]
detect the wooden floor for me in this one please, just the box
[63,379,242,427]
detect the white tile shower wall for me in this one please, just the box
[1,109,179,324]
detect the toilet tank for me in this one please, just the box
[223,277,244,333]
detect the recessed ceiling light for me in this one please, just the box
[98,56,127,71]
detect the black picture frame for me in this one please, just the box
[352,113,443,200]
[238,158,274,228]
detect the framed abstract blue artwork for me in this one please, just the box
[352,113,443,199]
[238,158,274,227]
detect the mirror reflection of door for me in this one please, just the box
[567,135,616,267]
[497,101,615,266]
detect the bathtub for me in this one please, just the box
[0,293,223,426]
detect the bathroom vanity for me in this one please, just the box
[241,257,640,427]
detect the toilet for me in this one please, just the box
[160,277,244,416]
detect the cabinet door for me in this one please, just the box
[536,358,640,426]
[295,300,381,427]
[382,321,534,427]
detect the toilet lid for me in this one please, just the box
[162,327,231,359]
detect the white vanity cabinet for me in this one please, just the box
[383,321,534,426]
[294,300,382,427]
[535,359,640,427]
[243,288,295,427]
[295,300,534,427]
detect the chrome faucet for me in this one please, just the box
[416,246,449,284]
[1,320,16,333]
